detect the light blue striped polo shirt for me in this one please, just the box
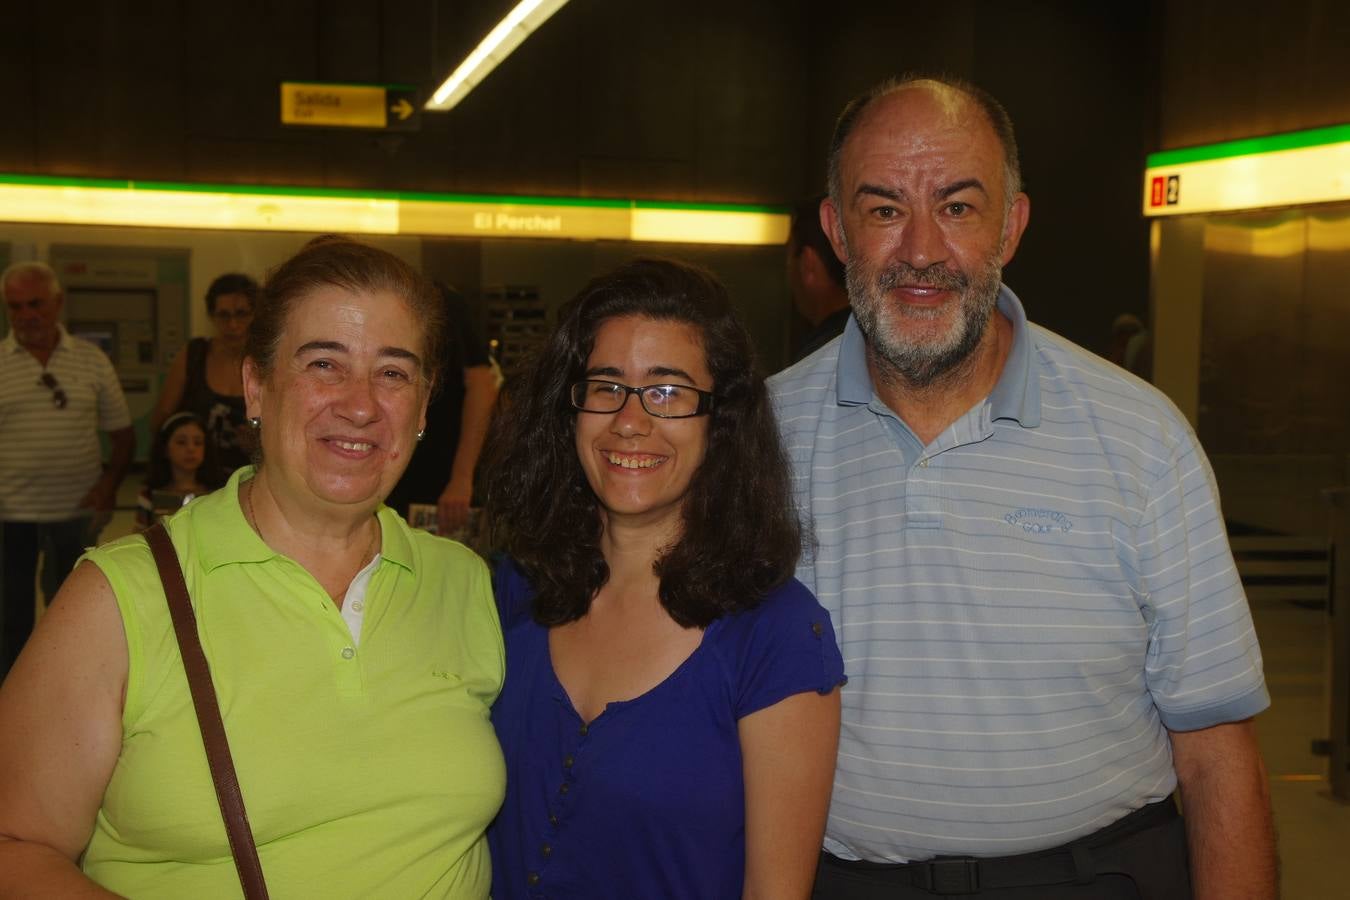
[769,287,1268,862]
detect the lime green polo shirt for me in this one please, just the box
[81,468,505,898]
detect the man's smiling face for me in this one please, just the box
[822,83,1029,386]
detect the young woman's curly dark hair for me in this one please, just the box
[484,258,802,629]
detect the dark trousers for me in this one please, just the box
[1,519,90,678]
[813,798,1191,900]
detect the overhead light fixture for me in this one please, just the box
[630,203,792,245]
[1143,123,1350,217]
[0,176,399,234]
[0,174,790,246]
[425,0,570,112]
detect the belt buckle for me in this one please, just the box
[916,858,980,895]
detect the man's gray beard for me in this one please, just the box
[846,255,1004,389]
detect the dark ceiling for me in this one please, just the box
[5,0,1349,349]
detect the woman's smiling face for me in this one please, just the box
[244,284,428,514]
[573,315,712,537]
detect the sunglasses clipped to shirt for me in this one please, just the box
[39,372,67,409]
[569,380,714,419]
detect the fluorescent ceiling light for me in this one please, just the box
[425,0,570,112]
[1143,123,1350,217]
[630,207,791,245]
[0,180,398,234]
[0,175,790,246]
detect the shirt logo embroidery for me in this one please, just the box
[1004,507,1074,535]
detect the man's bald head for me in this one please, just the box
[826,76,1022,211]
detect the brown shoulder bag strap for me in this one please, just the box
[145,521,270,900]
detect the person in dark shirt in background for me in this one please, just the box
[787,194,851,363]
[150,273,257,475]
[385,283,499,535]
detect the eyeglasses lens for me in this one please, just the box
[570,381,702,418]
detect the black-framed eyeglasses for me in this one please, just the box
[569,379,714,419]
[39,372,67,409]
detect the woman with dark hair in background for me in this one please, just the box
[150,272,259,473]
[485,258,844,900]
[0,238,504,898]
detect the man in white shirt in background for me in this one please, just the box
[0,262,133,678]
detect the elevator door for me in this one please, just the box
[1199,204,1350,456]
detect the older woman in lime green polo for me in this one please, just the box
[0,238,505,898]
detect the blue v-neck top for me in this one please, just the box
[488,559,845,900]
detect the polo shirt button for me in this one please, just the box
[560,782,570,794]
[351,600,364,612]
[541,843,552,857]
[563,755,574,768]
[340,647,355,660]
[549,814,559,826]
[527,872,540,886]
[811,622,823,637]
[578,723,588,736]
[918,458,930,468]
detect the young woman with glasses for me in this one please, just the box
[484,258,845,900]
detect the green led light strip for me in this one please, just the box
[1148,123,1350,167]
[0,173,787,215]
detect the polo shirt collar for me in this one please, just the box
[833,284,1041,428]
[835,315,872,406]
[194,466,416,574]
[987,286,1041,427]
[374,505,415,573]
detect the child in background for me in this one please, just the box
[136,412,227,528]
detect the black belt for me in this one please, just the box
[822,797,1180,896]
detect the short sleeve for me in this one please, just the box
[92,345,132,431]
[1137,425,1269,731]
[719,578,846,720]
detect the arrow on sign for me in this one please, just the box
[390,98,414,121]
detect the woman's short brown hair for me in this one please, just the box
[246,236,445,385]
